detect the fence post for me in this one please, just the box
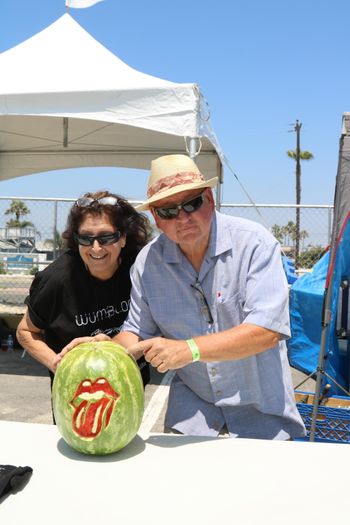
[53,200,58,260]
[328,206,332,245]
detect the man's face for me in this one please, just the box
[150,188,215,248]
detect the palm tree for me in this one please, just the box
[283,220,297,247]
[271,224,284,244]
[6,218,34,228]
[5,199,33,228]
[291,226,309,248]
[44,230,66,258]
[287,120,314,268]
[4,199,38,250]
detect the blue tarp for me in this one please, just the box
[287,217,350,395]
[282,255,298,285]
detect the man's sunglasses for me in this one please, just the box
[74,232,121,246]
[75,196,119,207]
[153,192,205,220]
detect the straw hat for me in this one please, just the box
[137,154,218,211]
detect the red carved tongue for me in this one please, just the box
[70,378,119,439]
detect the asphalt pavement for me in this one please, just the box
[0,347,168,432]
[0,347,315,431]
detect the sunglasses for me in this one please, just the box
[75,196,119,207]
[191,281,214,325]
[74,231,121,246]
[153,192,205,220]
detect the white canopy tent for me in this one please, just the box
[0,14,224,203]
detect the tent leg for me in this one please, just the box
[63,117,69,147]
[309,315,330,441]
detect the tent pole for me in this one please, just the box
[188,137,222,210]
[215,156,222,210]
[188,137,200,159]
[309,293,333,441]
[63,118,69,148]
[309,133,345,441]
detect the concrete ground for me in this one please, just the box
[0,347,316,431]
[0,347,169,432]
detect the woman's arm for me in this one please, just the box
[16,309,58,373]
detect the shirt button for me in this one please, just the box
[211,367,217,376]
[216,390,222,396]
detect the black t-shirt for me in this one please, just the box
[26,250,149,385]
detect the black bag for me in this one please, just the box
[0,464,33,500]
[0,318,21,349]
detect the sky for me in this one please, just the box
[1,0,349,205]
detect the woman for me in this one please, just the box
[16,190,152,387]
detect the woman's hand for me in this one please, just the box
[52,333,111,370]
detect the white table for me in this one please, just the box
[0,420,348,524]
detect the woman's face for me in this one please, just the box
[77,212,125,280]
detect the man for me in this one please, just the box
[118,153,306,440]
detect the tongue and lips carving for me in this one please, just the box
[70,378,119,439]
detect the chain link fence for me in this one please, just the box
[221,203,333,269]
[0,197,333,315]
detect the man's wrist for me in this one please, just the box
[186,339,201,362]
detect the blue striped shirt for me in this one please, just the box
[123,212,306,439]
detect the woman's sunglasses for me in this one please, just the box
[153,192,205,220]
[75,196,119,207]
[74,232,121,246]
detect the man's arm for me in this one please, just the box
[192,322,280,361]
[127,323,280,373]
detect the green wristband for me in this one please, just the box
[186,338,201,362]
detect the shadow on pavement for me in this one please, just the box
[148,366,165,386]
[0,349,166,384]
[0,350,48,377]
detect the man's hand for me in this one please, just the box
[128,337,193,373]
[52,333,111,370]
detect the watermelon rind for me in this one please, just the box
[52,341,144,455]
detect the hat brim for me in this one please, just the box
[136,177,219,211]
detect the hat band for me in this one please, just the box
[148,171,205,198]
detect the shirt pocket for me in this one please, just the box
[216,291,243,330]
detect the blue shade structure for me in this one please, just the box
[288,113,350,440]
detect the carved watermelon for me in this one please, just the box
[52,341,144,455]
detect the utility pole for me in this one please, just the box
[295,120,302,268]
[287,120,313,269]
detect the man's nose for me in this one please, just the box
[176,208,190,221]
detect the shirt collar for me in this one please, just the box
[208,212,233,257]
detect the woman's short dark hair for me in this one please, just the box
[62,190,152,263]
